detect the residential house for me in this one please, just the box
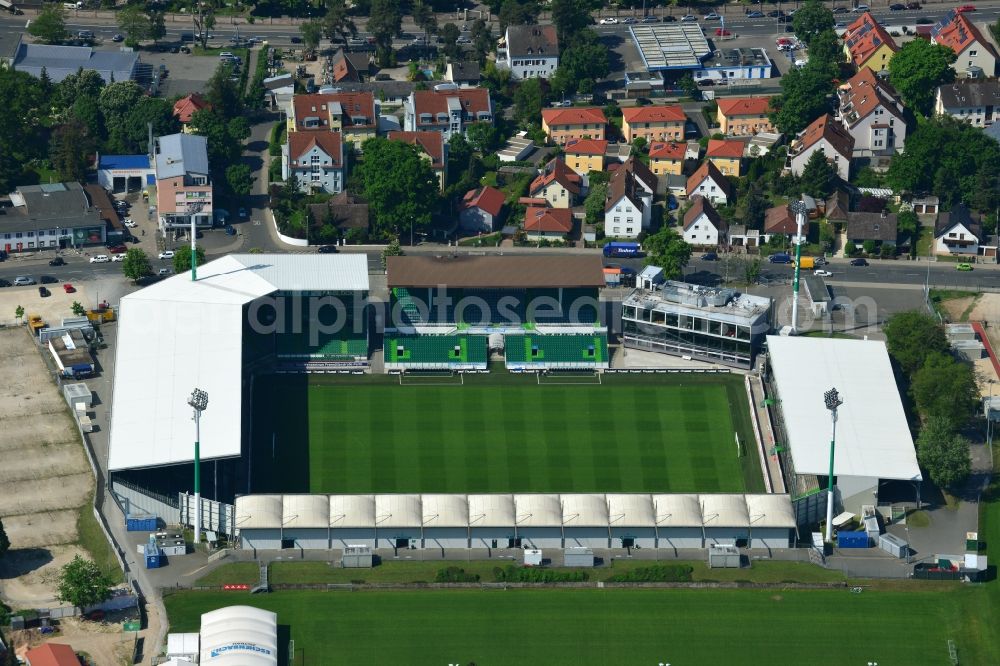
[172,93,210,130]
[308,191,369,239]
[282,131,345,194]
[648,141,686,176]
[716,97,774,136]
[154,133,212,229]
[847,211,898,250]
[934,78,1000,127]
[403,86,493,141]
[931,9,999,77]
[529,157,582,208]
[330,49,371,83]
[388,130,448,190]
[563,139,607,176]
[540,107,607,145]
[682,195,726,247]
[685,160,733,206]
[788,114,854,181]
[604,158,657,238]
[445,61,481,86]
[843,12,899,71]
[836,67,907,157]
[288,92,378,146]
[934,204,984,255]
[825,190,851,223]
[458,185,506,233]
[763,205,798,241]
[524,206,573,240]
[706,139,746,177]
[620,105,686,143]
[498,25,559,80]
[24,643,80,666]
[0,182,106,252]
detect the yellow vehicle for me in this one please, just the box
[797,256,815,270]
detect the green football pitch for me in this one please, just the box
[164,585,992,666]
[250,372,763,494]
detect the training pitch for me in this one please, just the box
[250,372,763,494]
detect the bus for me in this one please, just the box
[603,242,641,258]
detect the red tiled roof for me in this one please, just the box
[410,88,492,127]
[292,92,377,131]
[621,105,686,124]
[541,106,607,127]
[716,96,772,117]
[843,12,898,67]
[683,195,723,232]
[524,206,573,233]
[460,185,506,217]
[24,644,79,666]
[648,141,686,160]
[388,130,445,169]
[706,139,745,159]
[686,160,732,198]
[564,138,608,155]
[172,93,210,123]
[287,132,343,167]
[794,113,854,160]
[838,68,904,127]
[764,205,797,235]
[331,52,359,82]
[530,158,581,196]
[932,10,999,59]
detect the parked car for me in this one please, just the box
[13,276,35,286]
[747,11,765,18]
[768,253,793,264]
[63,283,75,293]
[957,262,974,271]
[158,250,175,259]
[238,207,248,219]
[697,79,716,86]
[850,257,868,266]
[832,6,849,12]
[457,36,472,44]
[112,254,125,262]
[622,17,638,24]
[599,17,619,25]
[852,4,870,12]
[662,15,676,22]
[715,28,732,36]
[77,30,94,40]
[38,286,50,297]
[703,12,721,20]
[49,256,65,266]
[90,255,110,263]
[40,275,58,284]
[0,279,10,288]
[680,14,698,22]
[767,10,785,17]
[916,17,933,24]
[112,33,124,42]
[701,252,718,261]
[640,16,659,23]
[124,220,137,228]
[108,245,128,254]
[814,269,833,277]
[317,245,338,254]
[956,4,976,12]
[906,2,922,8]
[290,36,302,43]
[225,224,236,236]
[157,268,171,276]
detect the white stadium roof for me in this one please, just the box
[200,605,277,666]
[766,336,921,482]
[234,494,795,531]
[107,254,368,471]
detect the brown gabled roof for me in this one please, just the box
[292,92,377,130]
[621,105,686,124]
[716,96,772,118]
[648,141,686,160]
[172,93,210,123]
[764,205,797,235]
[932,10,999,59]
[308,191,369,230]
[530,157,581,196]
[706,139,746,159]
[847,211,898,242]
[604,163,646,213]
[825,190,851,221]
[524,206,573,233]
[843,12,898,67]
[838,68,904,127]
[794,114,854,160]
[23,644,79,666]
[541,106,607,127]
[620,155,657,193]
[386,255,605,288]
[388,130,445,169]
[686,160,732,198]
[287,131,343,167]
[331,49,361,82]
[460,186,506,217]
[410,87,492,127]
[683,195,723,232]
[564,138,608,156]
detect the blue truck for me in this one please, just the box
[603,242,641,258]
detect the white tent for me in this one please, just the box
[200,605,277,666]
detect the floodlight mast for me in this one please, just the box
[824,387,843,542]
[188,388,209,545]
[789,200,808,334]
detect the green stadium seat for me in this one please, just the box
[504,334,609,366]
[383,335,488,367]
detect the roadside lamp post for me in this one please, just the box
[824,387,843,543]
[188,388,209,545]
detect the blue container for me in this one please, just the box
[144,543,161,569]
[126,515,158,532]
[837,530,870,549]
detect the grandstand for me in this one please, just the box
[504,334,610,370]
[384,334,489,371]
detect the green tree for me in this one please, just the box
[513,78,546,127]
[71,301,86,317]
[381,236,403,269]
[912,352,978,426]
[744,257,762,285]
[117,5,152,45]
[14,305,23,324]
[466,122,501,154]
[54,69,105,110]
[792,0,834,46]
[584,182,607,225]
[551,0,591,44]
[862,239,877,255]
[204,62,244,119]
[148,10,166,43]
[768,66,834,135]
[549,29,609,98]
[189,109,247,169]
[300,20,324,51]
[643,226,692,279]
[916,417,972,490]
[50,120,91,183]
[0,518,8,559]
[470,19,494,66]
[57,555,113,610]
[804,29,843,80]
[412,0,438,44]
[191,2,215,50]
[226,163,253,195]
[799,149,838,199]
[741,188,769,230]
[440,22,461,59]
[322,0,357,43]
[888,39,956,117]
[678,74,698,99]
[28,4,68,44]
[98,81,145,130]
[172,245,207,274]
[368,0,402,67]
[884,311,949,375]
[114,97,180,154]
[121,248,152,282]
[357,138,439,240]
[498,0,541,32]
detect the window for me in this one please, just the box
[970,50,978,57]
[614,217,621,223]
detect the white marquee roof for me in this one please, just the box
[562,493,609,527]
[514,494,563,527]
[375,494,422,528]
[607,493,655,527]
[329,495,376,528]
[422,494,469,528]
[766,336,922,482]
[282,494,329,529]
[702,494,750,529]
[653,494,703,527]
[108,254,368,471]
[235,495,282,530]
[200,606,277,666]
[468,494,516,527]
[745,494,797,529]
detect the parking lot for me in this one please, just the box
[140,50,224,97]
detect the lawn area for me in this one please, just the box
[164,585,983,665]
[250,373,762,494]
[76,494,123,583]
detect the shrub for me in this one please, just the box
[494,566,589,583]
[605,565,694,583]
[844,240,858,257]
[435,566,480,583]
